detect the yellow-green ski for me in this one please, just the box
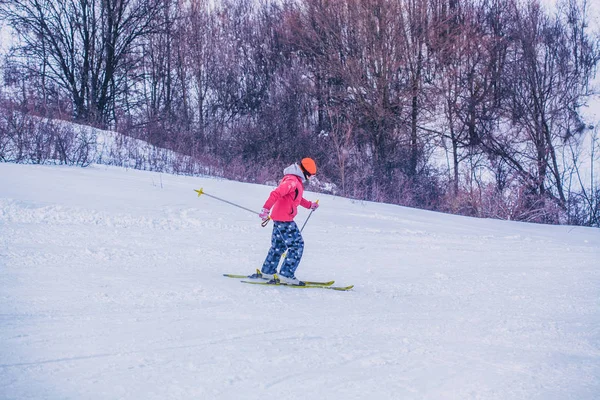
[223,273,253,279]
[241,279,354,291]
[224,270,335,286]
[239,273,352,291]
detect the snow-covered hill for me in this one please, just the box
[1,162,599,400]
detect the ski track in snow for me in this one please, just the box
[1,163,599,400]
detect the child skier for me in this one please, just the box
[254,158,319,285]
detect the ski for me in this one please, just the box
[223,270,335,286]
[240,279,353,291]
[223,273,256,279]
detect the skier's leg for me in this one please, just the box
[278,221,304,278]
[260,222,286,274]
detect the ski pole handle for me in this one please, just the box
[261,216,271,227]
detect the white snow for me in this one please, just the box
[1,162,599,400]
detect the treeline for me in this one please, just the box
[1,0,599,226]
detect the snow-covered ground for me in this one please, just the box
[1,162,599,399]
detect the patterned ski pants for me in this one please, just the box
[261,221,304,277]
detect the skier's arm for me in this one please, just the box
[300,198,311,209]
[263,179,294,210]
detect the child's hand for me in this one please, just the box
[259,208,270,219]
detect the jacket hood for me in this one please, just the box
[283,163,306,183]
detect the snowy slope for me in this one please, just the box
[1,162,599,400]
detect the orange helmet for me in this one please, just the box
[300,157,317,176]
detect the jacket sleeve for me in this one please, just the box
[263,178,295,210]
[300,198,311,209]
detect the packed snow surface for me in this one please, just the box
[1,163,599,400]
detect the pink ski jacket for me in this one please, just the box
[263,164,312,222]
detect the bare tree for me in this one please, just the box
[284,0,412,199]
[184,0,216,146]
[1,0,165,126]
[485,0,599,221]
[433,0,509,195]
[398,0,432,178]
[567,125,600,226]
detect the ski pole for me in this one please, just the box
[194,188,270,226]
[278,199,319,261]
[300,199,319,232]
